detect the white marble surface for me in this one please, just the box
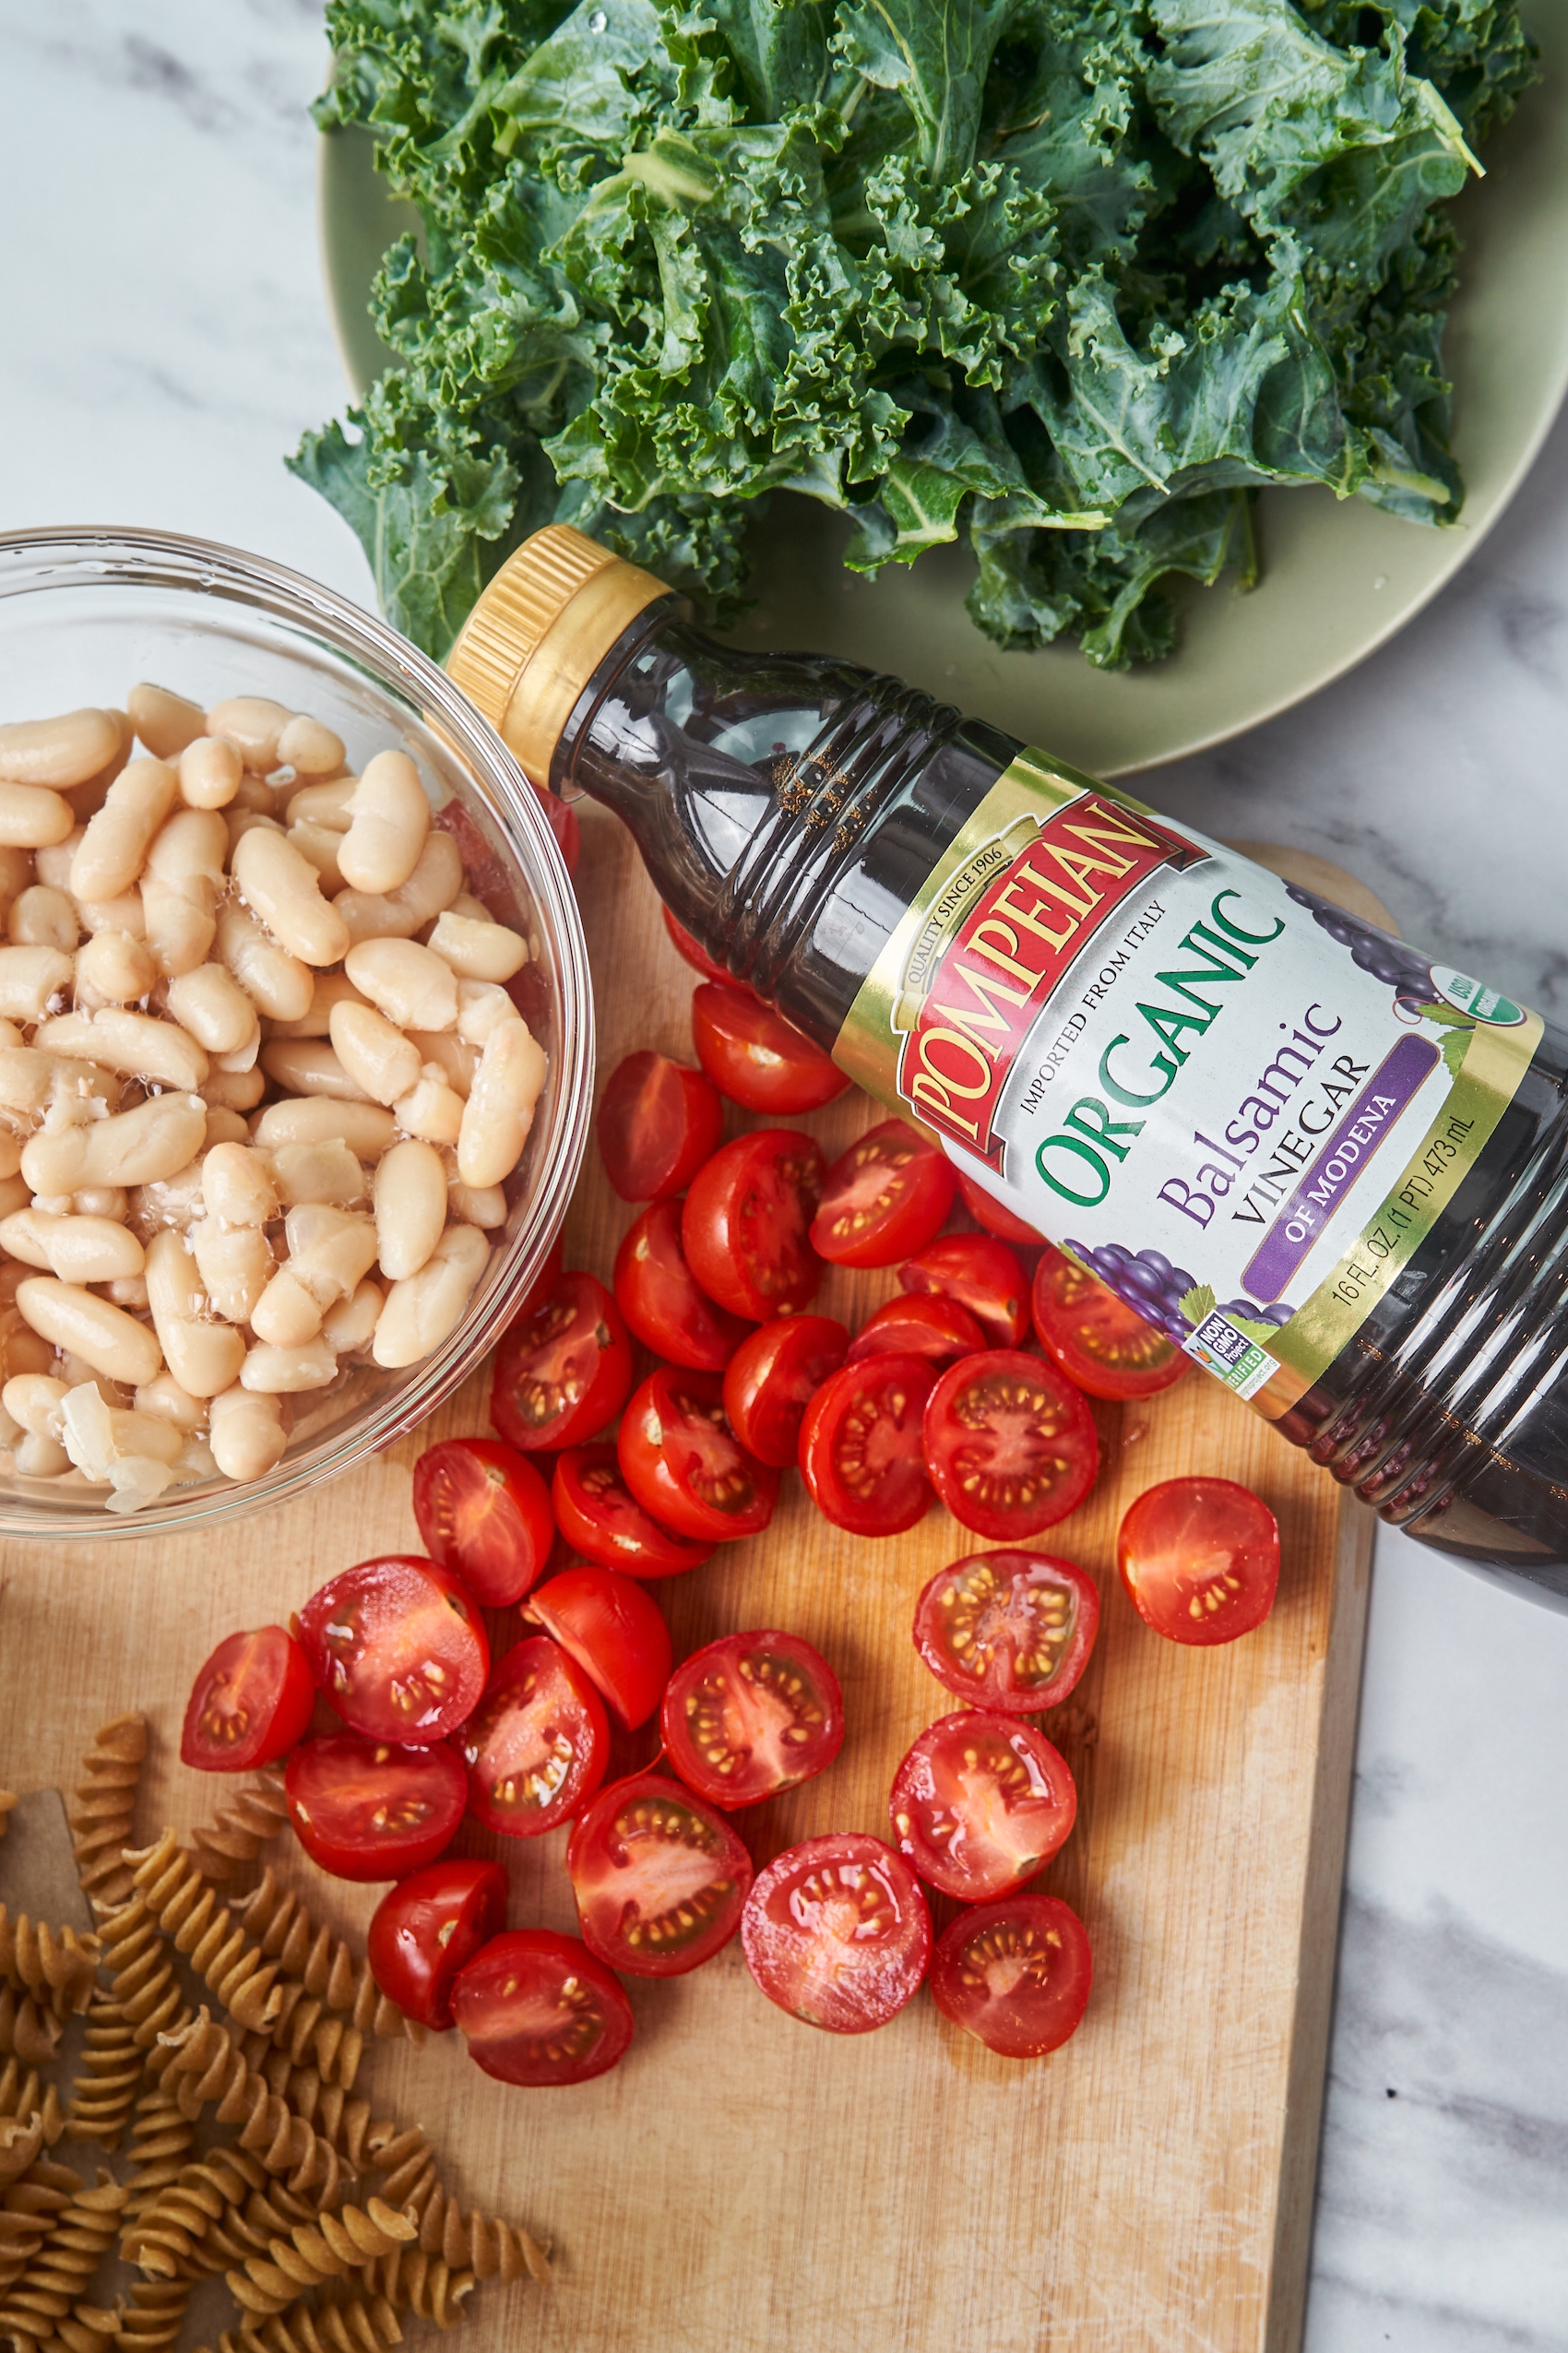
[3,6,1567,2347]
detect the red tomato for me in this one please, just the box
[1030,1245,1190,1403]
[1117,1477,1280,1646]
[900,1234,1030,1348]
[410,1439,554,1608]
[597,1051,724,1203]
[662,905,731,985]
[528,1565,672,1730]
[612,1198,754,1371]
[552,1444,713,1578]
[690,983,849,1114]
[179,1626,315,1774]
[809,1121,956,1268]
[452,1929,634,2086]
[741,1833,932,2034]
[297,1556,489,1746]
[889,1711,1076,1900]
[490,1271,633,1454]
[912,1550,1099,1713]
[845,1292,985,1367]
[721,1314,848,1469]
[798,1353,937,1538]
[284,1735,466,1883]
[457,1636,609,1836]
[618,1366,778,1543]
[365,1858,508,2032]
[955,1171,1044,1244]
[930,1893,1092,2058]
[567,1772,753,1978]
[661,1629,844,1809]
[682,1129,825,1321]
[922,1350,1099,1539]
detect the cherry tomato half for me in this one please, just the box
[1031,1245,1189,1403]
[900,1234,1030,1349]
[552,1444,713,1578]
[661,1629,843,1809]
[597,1051,724,1203]
[930,1893,1092,2058]
[618,1366,778,1543]
[890,1711,1076,1900]
[691,983,849,1114]
[452,1929,634,2086]
[612,1198,754,1370]
[410,1439,554,1608]
[682,1129,825,1321]
[798,1353,937,1538]
[1117,1477,1280,1646]
[742,1834,932,2035]
[721,1314,849,1469]
[491,1271,634,1454]
[457,1636,609,1836]
[845,1291,985,1367]
[285,1735,467,1883]
[528,1565,672,1730]
[955,1171,1044,1244]
[180,1625,315,1774]
[297,1556,489,1746]
[809,1121,956,1268]
[567,1772,754,1979]
[662,905,731,985]
[366,1858,509,2032]
[912,1550,1099,1714]
[922,1350,1099,1539]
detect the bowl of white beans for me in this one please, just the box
[0,528,592,1536]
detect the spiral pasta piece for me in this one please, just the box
[191,2173,327,2282]
[155,2012,342,2204]
[0,1989,64,2069]
[185,1770,290,1884]
[121,2084,196,2221]
[228,2198,416,2319]
[112,2275,191,2350]
[202,2290,403,2353]
[64,1994,146,2150]
[0,2160,81,2292]
[239,2038,374,2170]
[412,2183,550,2286]
[122,2143,273,2278]
[0,1911,101,2019]
[95,1899,187,2056]
[362,2130,434,2218]
[0,2062,64,2152]
[0,2171,127,2347]
[238,1871,416,2042]
[47,2300,120,2352]
[68,1713,148,1913]
[365,2245,475,2329]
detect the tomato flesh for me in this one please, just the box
[930,1893,1092,2058]
[618,1366,778,1543]
[721,1314,848,1469]
[682,1128,825,1321]
[1117,1477,1280,1646]
[597,1050,724,1202]
[660,1630,844,1809]
[956,1171,1044,1244]
[922,1349,1099,1539]
[180,1625,315,1773]
[798,1353,937,1538]
[457,1635,609,1836]
[1031,1245,1189,1402]
[491,1271,633,1453]
[810,1120,956,1268]
[366,1858,509,2032]
[845,1292,985,1367]
[889,1710,1076,1901]
[528,1565,672,1730]
[567,1772,753,1978]
[612,1197,754,1371]
[284,1735,467,1883]
[452,1929,634,2086]
[552,1444,713,1578]
[900,1234,1030,1349]
[297,1555,489,1746]
[912,1550,1099,1714]
[691,982,849,1113]
[410,1439,554,1609]
[742,1833,931,2034]
[662,905,731,985]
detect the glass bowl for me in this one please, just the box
[0,528,593,1538]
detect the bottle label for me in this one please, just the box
[834,751,1541,1418]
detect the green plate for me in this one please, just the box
[317,6,1568,778]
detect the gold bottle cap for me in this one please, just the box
[445,524,670,788]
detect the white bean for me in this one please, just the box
[328,1003,421,1108]
[409,1029,476,1097]
[190,1216,273,1325]
[128,1159,208,1239]
[335,830,463,945]
[103,1275,150,1311]
[77,889,148,939]
[241,1336,338,1393]
[457,1018,547,1188]
[445,1175,506,1230]
[215,901,313,1024]
[70,759,178,901]
[232,827,351,969]
[165,962,260,1057]
[15,1431,69,1477]
[202,1076,264,1122]
[142,808,227,976]
[264,971,369,1041]
[145,1229,246,1397]
[344,937,457,1034]
[177,735,242,811]
[0,1176,25,1222]
[15,1278,161,1387]
[425,908,529,983]
[269,1138,365,1208]
[251,1098,396,1159]
[208,1383,287,1480]
[135,1370,207,1431]
[72,1188,126,1220]
[3,1374,69,1441]
[393,1073,465,1147]
[0,1210,144,1286]
[337,750,430,895]
[61,712,133,823]
[0,946,73,1023]
[206,696,292,773]
[374,1139,447,1281]
[9,886,77,951]
[21,1093,207,1194]
[456,980,520,1046]
[277,714,346,778]
[0,710,123,789]
[75,930,155,1007]
[287,821,346,897]
[285,777,355,833]
[34,833,80,892]
[201,1141,277,1228]
[0,784,75,850]
[0,1045,114,1122]
[321,1277,382,1354]
[38,1008,208,1092]
[260,1039,373,1103]
[128,683,207,763]
[372,1222,488,1369]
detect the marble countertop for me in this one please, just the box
[3,6,1566,2347]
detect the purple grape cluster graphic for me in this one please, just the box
[1284,883,1437,1005]
[1068,1242,1293,1345]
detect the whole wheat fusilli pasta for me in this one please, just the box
[364,2244,475,2330]
[64,1995,146,2152]
[202,2289,403,2353]
[227,2198,415,2320]
[67,1713,148,1913]
[0,2158,81,2292]
[185,1770,291,1884]
[154,2013,342,2204]
[0,1987,63,2069]
[0,1910,101,2019]
[0,2170,126,2347]
[112,2273,190,2350]
[121,2083,196,2222]
[238,1871,414,2043]
[413,2181,549,2285]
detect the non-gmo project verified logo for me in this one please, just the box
[1184,1310,1277,1400]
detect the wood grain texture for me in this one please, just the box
[0,805,1372,2353]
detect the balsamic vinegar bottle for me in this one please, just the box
[450,525,1568,1607]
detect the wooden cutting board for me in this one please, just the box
[0,805,1372,2353]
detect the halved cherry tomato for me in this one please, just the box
[528,1565,672,1730]
[900,1234,1030,1348]
[682,1129,825,1321]
[930,1893,1092,2058]
[741,1833,932,2034]
[956,1171,1044,1245]
[890,1711,1076,1900]
[1031,1245,1189,1403]
[410,1439,554,1608]
[597,1051,724,1203]
[662,905,731,985]
[491,1271,633,1454]
[612,1198,754,1370]
[452,1929,634,2086]
[366,1858,509,2032]
[922,1350,1099,1539]
[1117,1477,1280,1646]
[661,1629,844,1808]
[691,983,849,1114]
[809,1121,956,1268]
[798,1352,936,1537]
[567,1772,753,1978]
[297,1556,489,1745]
[617,1366,778,1543]
[285,1734,467,1882]
[912,1550,1099,1713]
[180,1626,315,1773]
[457,1635,609,1836]
[552,1444,713,1579]
[721,1314,849,1469]
[845,1292,985,1367]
